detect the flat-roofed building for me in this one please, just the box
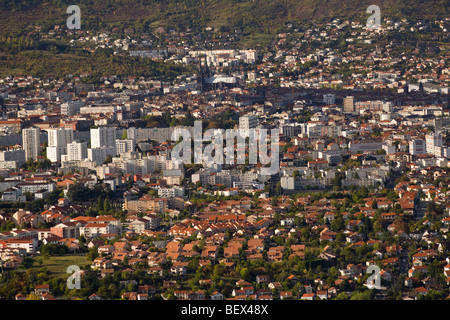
[22,127,40,161]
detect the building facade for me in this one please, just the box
[22,127,40,161]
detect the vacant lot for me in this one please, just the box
[30,255,90,280]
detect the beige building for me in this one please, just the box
[123,196,169,214]
[0,120,22,134]
[343,96,355,113]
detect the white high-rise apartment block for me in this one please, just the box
[88,146,116,166]
[239,115,258,138]
[425,133,443,156]
[67,140,88,161]
[90,127,116,150]
[116,139,135,155]
[22,127,40,161]
[46,128,73,162]
[46,146,65,163]
[48,128,73,147]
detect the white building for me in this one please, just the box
[116,139,135,155]
[47,128,73,148]
[67,140,88,161]
[90,127,117,150]
[147,155,168,172]
[46,146,63,163]
[61,100,85,116]
[247,72,257,82]
[88,146,116,165]
[119,158,153,175]
[4,238,38,254]
[306,122,324,138]
[22,127,40,161]
[355,100,393,114]
[46,127,74,162]
[239,115,258,137]
[409,139,426,155]
[80,105,117,115]
[0,149,26,168]
[17,181,56,194]
[425,133,443,156]
[79,223,115,239]
[0,160,19,170]
[129,215,161,233]
[158,186,185,198]
[1,187,25,202]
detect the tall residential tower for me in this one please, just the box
[22,127,40,161]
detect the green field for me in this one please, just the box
[30,254,90,280]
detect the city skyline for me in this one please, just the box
[0,0,449,307]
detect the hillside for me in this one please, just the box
[0,0,448,79]
[0,0,449,36]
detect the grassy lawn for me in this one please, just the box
[30,254,90,280]
[239,33,274,49]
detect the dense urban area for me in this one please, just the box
[0,4,449,301]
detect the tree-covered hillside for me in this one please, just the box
[0,0,449,36]
[0,0,448,79]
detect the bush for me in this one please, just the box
[39,243,68,257]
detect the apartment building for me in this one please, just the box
[79,223,115,239]
[22,127,40,161]
[50,221,82,239]
[46,128,74,162]
[239,115,258,137]
[123,196,169,213]
[66,140,88,161]
[0,149,26,168]
[0,238,38,254]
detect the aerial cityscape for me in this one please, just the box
[0,0,449,304]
